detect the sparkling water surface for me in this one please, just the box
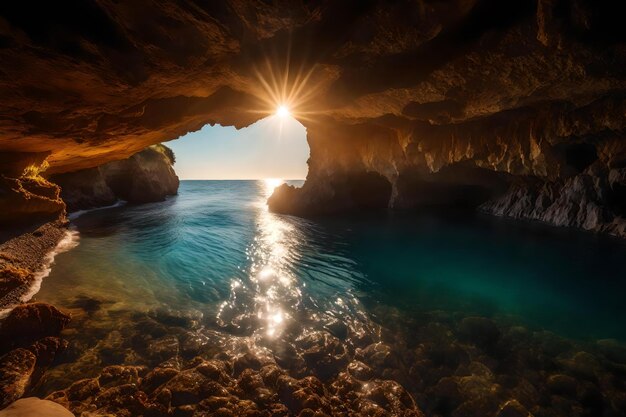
[36,180,626,376]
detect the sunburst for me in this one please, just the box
[246,44,329,124]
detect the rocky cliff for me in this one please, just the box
[0,0,624,235]
[52,144,179,212]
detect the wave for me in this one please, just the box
[0,228,80,318]
[68,200,127,221]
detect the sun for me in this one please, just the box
[264,178,283,189]
[276,105,290,118]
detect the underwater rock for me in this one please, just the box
[28,337,68,371]
[0,349,36,409]
[0,397,73,417]
[141,367,180,394]
[0,303,70,349]
[495,399,531,417]
[146,335,180,363]
[547,374,578,397]
[457,317,501,349]
[98,365,145,389]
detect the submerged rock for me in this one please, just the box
[0,349,36,409]
[457,317,501,349]
[0,303,71,348]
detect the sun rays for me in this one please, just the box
[247,49,329,125]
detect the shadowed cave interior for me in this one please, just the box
[1,1,626,416]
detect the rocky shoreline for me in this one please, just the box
[0,220,72,313]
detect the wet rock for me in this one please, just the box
[98,365,144,388]
[547,374,578,397]
[457,317,501,349]
[199,396,231,412]
[142,367,180,393]
[196,359,231,385]
[535,331,573,356]
[0,266,30,301]
[578,385,604,414]
[347,360,374,380]
[161,369,207,406]
[361,379,419,415]
[559,351,602,379]
[27,337,68,369]
[0,349,36,408]
[509,378,539,407]
[153,387,172,408]
[64,378,101,402]
[172,404,195,417]
[0,397,73,417]
[66,295,105,313]
[152,308,200,329]
[98,330,127,364]
[357,343,402,376]
[596,339,626,364]
[146,335,180,363]
[495,399,531,417]
[301,334,349,381]
[93,384,149,416]
[323,318,348,340]
[233,352,263,376]
[180,332,209,359]
[0,303,71,347]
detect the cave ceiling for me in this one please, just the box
[0,0,625,174]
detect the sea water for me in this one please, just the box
[34,180,626,392]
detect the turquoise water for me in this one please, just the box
[39,180,626,345]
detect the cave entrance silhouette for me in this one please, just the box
[165,114,309,181]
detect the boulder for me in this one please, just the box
[0,349,36,408]
[0,397,73,417]
[0,303,70,348]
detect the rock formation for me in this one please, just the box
[0,303,70,409]
[52,144,179,212]
[0,0,624,234]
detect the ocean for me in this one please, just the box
[33,180,626,396]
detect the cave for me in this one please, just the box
[1,1,626,416]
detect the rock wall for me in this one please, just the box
[480,164,626,238]
[0,153,65,228]
[0,1,625,234]
[52,145,179,212]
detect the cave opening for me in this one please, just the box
[164,114,309,181]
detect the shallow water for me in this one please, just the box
[34,180,626,402]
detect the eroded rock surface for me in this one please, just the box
[0,349,36,409]
[52,144,179,211]
[0,0,624,232]
[0,303,71,349]
[481,164,626,237]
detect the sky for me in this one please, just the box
[165,115,309,180]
